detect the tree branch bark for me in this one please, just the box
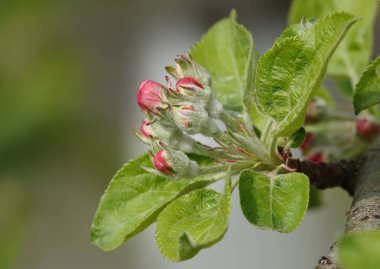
[313,137,380,269]
[287,158,357,195]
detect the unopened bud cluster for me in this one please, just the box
[135,56,264,177]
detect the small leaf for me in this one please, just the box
[190,10,259,112]
[90,152,223,251]
[339,231,380,269]
[289,127,306,148]
[288,0,377,87]
[254,12,357,136]
[353,56,380,114]
[239,169,309,232]
[156,178,231,262]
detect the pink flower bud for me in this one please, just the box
[306,152,325,163]
[356,118,380,140]
[175,77,204,95]
[137,80,166,113]
[153,150,172,174]
[140,119,156,138]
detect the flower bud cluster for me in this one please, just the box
[135,56,229,176]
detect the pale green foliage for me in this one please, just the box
[239,169,309,232]
[339,231,380,269]
[156,178,231,262]
[190,10,259,112]
[90,153,223,251]
[353,56,380,114]
[254,12,357,136]
[288,0,377,87]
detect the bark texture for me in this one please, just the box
[287,158,357,195]
[314,137,380,269]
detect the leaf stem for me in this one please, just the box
[261,120,273,144]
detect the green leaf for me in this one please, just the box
[288,0,378,88]
[339,231,380,269]
[190,10,259,112]
[156,177,231,262]
[289,127,306,148]
[353,56,380,114]
[239,169,309,232]
[90,152,223,251]
[254,12,357,136]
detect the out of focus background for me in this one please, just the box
[1,1,379,268]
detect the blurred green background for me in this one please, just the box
[1,1,379,269]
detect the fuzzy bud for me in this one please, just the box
[153,150,172,174]
[176,77,204,94]
[137,80,166,114]
[153,147,199,177]
[356,118,380,140]
[171,104,219,135]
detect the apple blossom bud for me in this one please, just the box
[140,118,156,138]
[175,77,204,94]
[153,146,199,176]
[306,152,325,163]
[356,118,380,140]
[137,80,166,114]
[171,104,211,135]
[153,150,172,174]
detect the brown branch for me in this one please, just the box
[287,158,358,196]
[313,136,380,269]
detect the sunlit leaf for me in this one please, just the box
[190,10,259,112]
[254,12,357,136]
[90,153,224,251]
[239,169,309,232]
[156,177,231,262]
[289,0,377,88]
[353,56,380,114]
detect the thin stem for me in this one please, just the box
[261,120,273,144]
[268,135,280,165]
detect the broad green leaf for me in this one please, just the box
[156,178,231,262]
[239,169,309,232]
[353,56,380,114]
[289,0,378,87]
[254,12,357,136]
[190,10,259,112]
[339,231,380,269]
[90,152,224,251]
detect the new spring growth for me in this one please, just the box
[153,143,199,177]
[136,56,271,177]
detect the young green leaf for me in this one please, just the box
[190,10,259,112]
[353,56,380,114]
[239,169,309,232]
[288,0,378,88]
[254,12,357,136]
[339,231,380,269]
[289,127,306,148]
[90,153,223,251]
[156,177,231,262]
